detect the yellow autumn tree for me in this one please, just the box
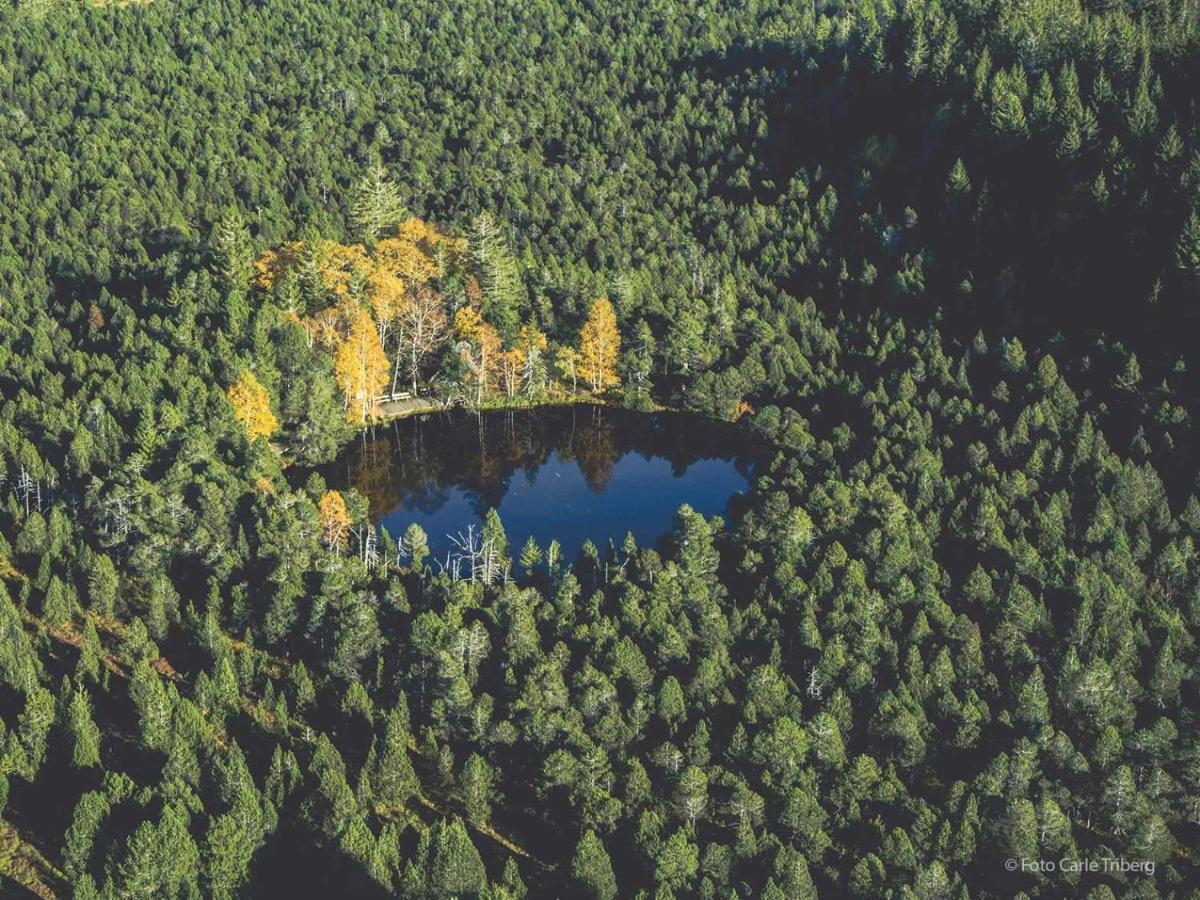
[500,346,526,398]
[334,309,391,423]
[318,491,351,552]
[366,265,407,354]
[376,220,436,280]
[253,241,306,290]
[317,242,372,301]
[306,305,346,351]
[255,239,373,303]
[375,235,438,286]
[453,307,502,404]
[368,267,407,322]
[578,297,621,392]
[395,216,444,248]
[375,217,468,282]
[226,369,278,441]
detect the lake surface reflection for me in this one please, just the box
[325,404,760,565]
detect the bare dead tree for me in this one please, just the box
[15,466,36,516]
[352,522,379,569]
[807,666,824,699]
[393,285,448,395]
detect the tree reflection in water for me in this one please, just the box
[320,404,760,563]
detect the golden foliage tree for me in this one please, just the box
[367,267,407,348]
[375,235,438,286]
[254,241,305,291]
[396,216,451,249]
[376,217,467,283]
[500,346,526,398]
[226,370,278,441]
[254,239,372,303]
[334,309,390,423]
[317,242,372,301]
[454,307,502,404]
[254,220,467,408]
[318,491,351,553]
[578,298,621,392]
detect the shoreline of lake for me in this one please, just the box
[314,404,764,566]
[368,390,669,423]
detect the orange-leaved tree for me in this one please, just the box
[226,369,278,441]
[334,309,390,423]
[318,490,351,552]
[375,233,439,286]
[578,297,621,392]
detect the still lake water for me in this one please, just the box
[323,404,760,565]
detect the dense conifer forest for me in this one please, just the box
[1,0,1199,896]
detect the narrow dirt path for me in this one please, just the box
[374,396,443,419]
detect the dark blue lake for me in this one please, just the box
[325,404,760,566]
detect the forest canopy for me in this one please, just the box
[0,0,1198,897]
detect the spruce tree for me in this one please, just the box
[350,164,406,245]
[67,682,101,768]
[571,830,618,900]
[426,818,487,898]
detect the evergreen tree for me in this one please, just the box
[66,682,101,768]
[426,818,487,898]
[471,211,522,341]
[212,207,255,291]
[370,707,419,808]
[350,165,406,245]
[571,830,618,900]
